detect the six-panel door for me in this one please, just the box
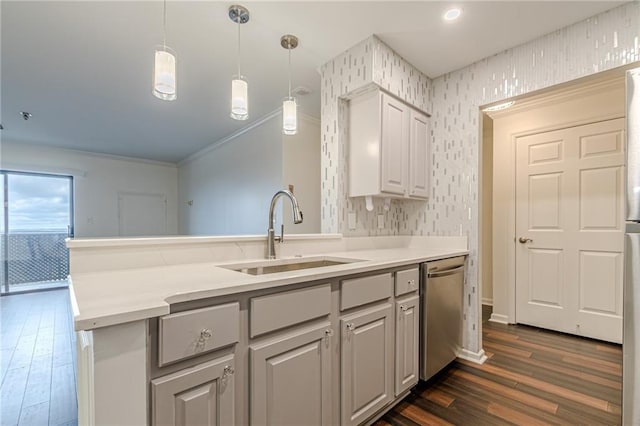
[250,322,333,425]
[395,295,420,396]
[340,304,394,426]
[151,354,235,426]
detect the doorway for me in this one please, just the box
[481,69,628,343]
[0,171,74,294]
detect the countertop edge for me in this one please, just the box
[72,249,468,331]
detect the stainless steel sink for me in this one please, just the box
[220,256,363,276]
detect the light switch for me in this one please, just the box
[377,214,384,229]
[348,212,356,230]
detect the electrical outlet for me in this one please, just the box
[348,212,356,230]
[377,214,384,229]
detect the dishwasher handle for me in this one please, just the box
[427,265,464,278]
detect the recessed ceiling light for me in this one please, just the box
[482,101,515,112]
[443,7,462,22]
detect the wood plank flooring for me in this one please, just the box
[377,305,622,426]
[0,289,77,426]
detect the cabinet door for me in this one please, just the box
[341,304,393,426]
[250,323,333,425]
[409,109,430,199]
[381,94,409,195]
[395,295,420,396]
[152,354,235,426]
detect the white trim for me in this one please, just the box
[457,348,488,365]
[1,139,177,168]
[178,109,281,166]
[299,112,321,125]
[489,313,509,324]
[481,298,493,306]
[178,109,321,167]
[67,233,344,249]
[1,161,87,178]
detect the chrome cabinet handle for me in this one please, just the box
[400,305,409,312]
[325,328,334,337]
[200,329,212,339]
[346,323,355,332]
[222,365,235,379]
[518,237,533,244]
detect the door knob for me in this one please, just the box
[518,237,533,244]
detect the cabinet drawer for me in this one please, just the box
[250,284,331,338]
[159,302,239,366]
[395,268,419,296]
[340,273,392,311]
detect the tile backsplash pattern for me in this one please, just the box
[412,2,639,353]
[319,35,432,237]
[321,3,639,355]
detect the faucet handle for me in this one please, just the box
[275,224,284,243]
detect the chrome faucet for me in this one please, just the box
[267,190,303,259]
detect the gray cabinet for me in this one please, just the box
[395,295,420,396]
[340,304,394,426]
[250,322,333,425]
[151,354,235,426]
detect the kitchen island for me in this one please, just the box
[69,234,478,426]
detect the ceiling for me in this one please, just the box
[1,1,625,163]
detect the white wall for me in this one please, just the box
[282,117,321,234]
[178,116,282,235]
[0,141,178,237]
[178,113,321,236]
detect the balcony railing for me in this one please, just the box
[1,232,69,286]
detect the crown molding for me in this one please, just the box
[178,108,321,167]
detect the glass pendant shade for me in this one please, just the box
[282,97,297,135]
[231,76,249,120]
[153,46,177,101]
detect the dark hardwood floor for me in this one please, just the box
[0,289,77,426]
[377,305,622,426]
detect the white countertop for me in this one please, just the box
[71,247,467,331]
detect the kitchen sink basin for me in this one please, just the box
[220,256,363,276]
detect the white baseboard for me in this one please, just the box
[489,313,509,324]
[481,298,493,306]
[457,348,488,364]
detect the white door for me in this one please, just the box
[118,192,167,236]
[515,118,625,343]
[380,93,408,195]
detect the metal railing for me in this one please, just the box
[1,232,69,286]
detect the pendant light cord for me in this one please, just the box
[288,43,292,98]
[162,0,167,47]
[237,9,241,78]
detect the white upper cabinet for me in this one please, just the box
[349,89,430,200]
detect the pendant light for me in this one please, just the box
[153,0,177,101]
[229,5,250,120]
[281,34,298,136]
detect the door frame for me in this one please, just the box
[0,169,75,294]
[482,73,627,324]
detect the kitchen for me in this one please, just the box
[3,3,638,424]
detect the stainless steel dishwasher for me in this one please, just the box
[420,256,465,381]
